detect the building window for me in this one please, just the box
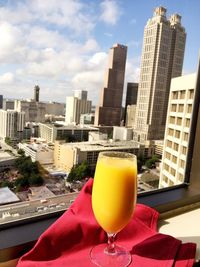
[169,116,175,124]
[171,104,177,112]
[167,140,172,148]
[180,159,185,168]
[172,91,178,99]
[185,118,190,127]
[188,89,194,99]
[178,104,184,112]
[183,132,189,142]
[168,128,174,136]
[171,168,176,176]
[179,90,186,99]
[187,104,192,113]
[173,143,179,151]
[175,130,180,139]
[177,117,182,126]
[182,146,187,155]
[172,155,177,164]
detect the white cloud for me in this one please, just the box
[28,0,95,34]
[83,39,99,52]
[0,0,139,104]
[0,22,26,62]
[100,0,121,25]
[0,72,15,84]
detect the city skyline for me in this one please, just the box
[0,0,199,104]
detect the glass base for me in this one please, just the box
[90,243,131,267]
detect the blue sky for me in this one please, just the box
[0,0,199,104]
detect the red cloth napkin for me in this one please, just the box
[17,179,196,267]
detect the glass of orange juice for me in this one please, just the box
[90,151,137,267]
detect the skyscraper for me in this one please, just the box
[65,90,92,125]
[134,7,186,142]
[34,85,40,102]
[124,83,138,126]
[0,110,25,139]
[0,95,3,109]
[95,44,127,126]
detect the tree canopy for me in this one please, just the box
[67,161,90,182]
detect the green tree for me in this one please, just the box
[67,161,90,182]
[14,176,29,187]
[29,174,44,186]
[145,155,159,169]
[17,149,25,156]
[0,180,14,188]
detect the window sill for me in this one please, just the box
[1,182,200,263]
[158,205,200,261]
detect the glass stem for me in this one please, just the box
[105,233,116,255]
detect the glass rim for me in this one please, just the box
[98,151,137,159]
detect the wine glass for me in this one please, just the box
[90,151,137,267]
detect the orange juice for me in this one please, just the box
[92,155,137,234]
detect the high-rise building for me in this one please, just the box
[65,90,92,125]
[95,44,127,126]
[34,85,40,102]
[134,7,186,142]
[15,99,46,123]
[159,72,197,188]
[0,110,25,140]
[74,90,87,100]
[124,83,138,126]
[2,99,14,110]
[0,95,3,109]
[125,83,138,106]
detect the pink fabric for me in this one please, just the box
[17,179,196,267]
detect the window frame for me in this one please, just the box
[1,60,200,264]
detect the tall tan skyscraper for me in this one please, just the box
[95,44,127,126]
[134,7,186,142]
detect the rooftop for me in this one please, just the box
[39,123,98,131]
[28,186,55,201]
[0,187,20,205]
[0,151,15,162]
[61,140,142,152]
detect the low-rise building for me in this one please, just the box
[0,187,20,205]
[80,113,95,125]
[28,186,55,201]
[113,126,133,141]
[0,151,16,172]
[18,142,54,165]
[54,140,155,172]
[39,123,98,143]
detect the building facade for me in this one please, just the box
[39,123,98,143]
[95,44,127,126]
[113,126,133,141]
[0,110,25,140]
[159,73,197,188]
[124,83,138,125]
[18,142,54,164]
[0,95,3,109]
[14,100,46,123]
[2,99,14,110]
[65,90,92,125]
[34,85,40,102]
[134,7,186,142]
[54,140,155,172]
[80,113,95,125]
[125,105,137,127]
